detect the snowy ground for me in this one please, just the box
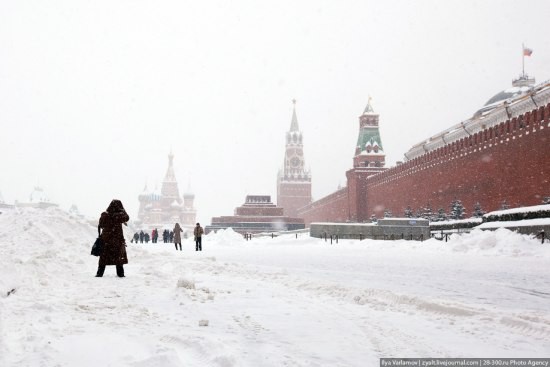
[1,208,549,367]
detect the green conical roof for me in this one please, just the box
[356,128,384,151]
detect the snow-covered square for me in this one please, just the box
[1,208,549,366]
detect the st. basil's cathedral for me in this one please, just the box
[136,152,197,233]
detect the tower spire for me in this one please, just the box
[290,99,299,131]
[363,95,374,114]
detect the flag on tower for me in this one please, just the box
[523,47,533,56]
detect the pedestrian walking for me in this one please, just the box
[194,222,204,251]
[173,223,183,251]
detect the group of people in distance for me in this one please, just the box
[131,227,178,245]
[94,199,204,278]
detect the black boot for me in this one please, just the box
[116,265,125,277]
[96,265,105,277]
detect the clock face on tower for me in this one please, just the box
[291,156,300,167]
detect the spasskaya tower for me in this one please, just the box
[277,100,312,218]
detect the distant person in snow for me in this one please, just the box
[173,223,183,251]
[194,223,204,251]
[96,199,129,278]
[152,228,158,243]
[139,230,144,243]
[144,232,150,243]
[169,230,174,243]
[133,232,139,243]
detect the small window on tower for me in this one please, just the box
[374,146,379,153]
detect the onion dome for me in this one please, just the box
[149,185,161,201]
[139,185,151,200]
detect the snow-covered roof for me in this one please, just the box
[431,218,483,226]
[311,222,377,226]
[483,204,550,218]
[483,86,532,107]
[477,218,550,229]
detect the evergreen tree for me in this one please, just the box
[449,198,466,220]
[384,209,393,218]
[370,214,377,223]
[404,206,413,218]
[472,202,486,218]
[542,196,550,205]
[421,203,433,220]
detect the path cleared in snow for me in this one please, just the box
[1,208,549,366]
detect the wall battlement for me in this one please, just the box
[369,104,550,188]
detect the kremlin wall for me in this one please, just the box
[298,78,550,225]
[203,73,550,232]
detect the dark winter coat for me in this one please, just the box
[193,225,204,238]
[98,200,129,266]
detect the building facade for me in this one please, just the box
[207,195,305,234]
[137,152,197,232]
[276,100,312,218]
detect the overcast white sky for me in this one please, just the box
[1,0,549,223]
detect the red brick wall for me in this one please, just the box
[277,182,312,218]
[298,187,349,225]
[299,104,550,224]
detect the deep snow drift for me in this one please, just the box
[1,207,549,366]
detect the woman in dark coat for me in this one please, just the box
[96,199,129,277]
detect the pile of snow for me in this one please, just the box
[446,228,548,257]
[1,207,549,366]
[0,207,97,296]
[177,277,195,290]
[204,227,246,245]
